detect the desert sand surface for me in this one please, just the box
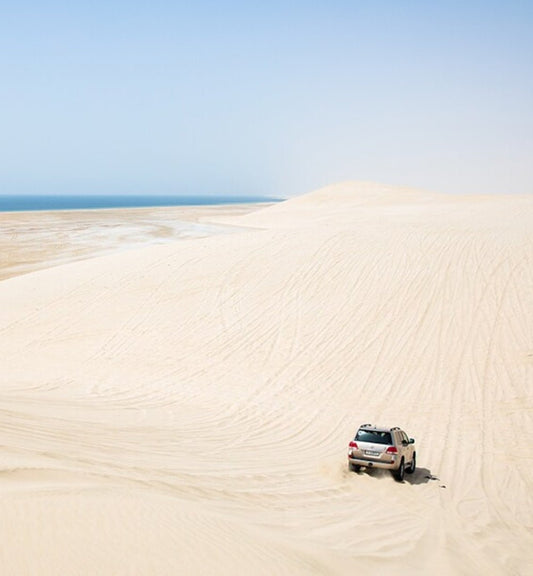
[0,181,532,575]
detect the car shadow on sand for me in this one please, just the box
[350,466,442,486]
[404,467,441,485]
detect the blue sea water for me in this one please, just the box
[0,194,280,212]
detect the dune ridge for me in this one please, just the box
[0,182,532,575]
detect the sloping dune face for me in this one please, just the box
[0,182,532,575]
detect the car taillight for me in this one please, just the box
[386,446,398,454]
[349,441,358,449]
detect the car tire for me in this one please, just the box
[349,462,361,473]
[407,452,416,474]
[394,459,405,482]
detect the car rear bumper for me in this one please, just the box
[348,456,398,470]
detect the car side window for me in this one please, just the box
[401,432,409,445]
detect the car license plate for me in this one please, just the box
[365,450,380,456]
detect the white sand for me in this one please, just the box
[0,181,532,575]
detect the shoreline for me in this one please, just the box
[0,194,281,214]
[0,202,273,282]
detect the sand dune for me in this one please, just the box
[0,182,532,575]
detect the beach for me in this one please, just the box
[0,203,268,281]
[0,181,532,575]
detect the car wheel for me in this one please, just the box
[407,452,416,474]
[349,462,361,473]
[394,459,405,482]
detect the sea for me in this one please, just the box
[0,194,280,213]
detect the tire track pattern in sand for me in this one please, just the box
[0,186,532,575]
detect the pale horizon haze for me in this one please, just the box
[1,1,531,198]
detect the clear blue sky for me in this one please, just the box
[1,1,531,197]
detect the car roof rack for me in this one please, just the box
[360,423,372,428]
[390,426,401,431]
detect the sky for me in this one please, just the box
[0,1,531,197]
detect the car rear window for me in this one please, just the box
[355,430,392,445]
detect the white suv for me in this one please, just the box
[347,424,416,482]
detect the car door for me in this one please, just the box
[400,431,412,461]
